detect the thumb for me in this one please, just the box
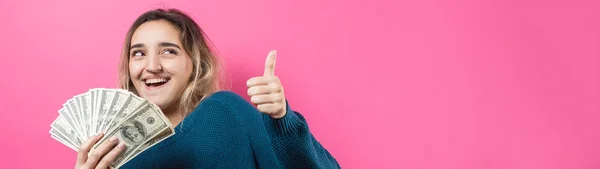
[264,50,277,76]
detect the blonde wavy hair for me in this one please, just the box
[118,8,224,116]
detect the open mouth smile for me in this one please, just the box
[143,77,170,88]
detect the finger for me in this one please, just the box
[247,85,271,96]
[95,141,126,169]
[248,83,281,96]
[247,76,279,87]
[257,103,284,114]
[83,136,119,168]
[77,133,104,166]
[251,94,283,105]
[264,50,277,76]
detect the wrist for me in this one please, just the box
[270,111,286,119]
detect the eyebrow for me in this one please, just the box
[130,42,181,49]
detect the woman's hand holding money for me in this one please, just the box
[75,133,125,169]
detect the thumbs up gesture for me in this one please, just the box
[246,50,287,119]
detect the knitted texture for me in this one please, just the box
[120,91,340,169]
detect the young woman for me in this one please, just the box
[74,8,340,169]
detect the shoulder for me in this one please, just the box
[193,90,258,114]
[204,90,247,103]
[182,90,260,129]
[185,90,265,131]
[198,91,251,108]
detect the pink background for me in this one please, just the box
[0,0,598,168]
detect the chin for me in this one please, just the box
[146,97,165,107]
[147,97,176,112]
[134,82,179,112]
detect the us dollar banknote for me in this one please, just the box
[50,88,175,169]
[93,101,173,168]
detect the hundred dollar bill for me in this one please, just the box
[50,114,83,148]
[50,117,77,149]
[103,91,145,133]
[93,102,172,168]
[117,94,174,167]
[118,123,174,167]
[89,89,97,136]
[99,90,129,132]
[73,94,88,138]
[149,102,171,126]
[97,90,117,133]
[58,106,85,142]
[94,89,108,134]
[77,94,92,138]
[51,132,78,151]
[66,96,86,139]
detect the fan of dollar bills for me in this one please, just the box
[50,88,175,168]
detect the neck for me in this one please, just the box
[162,104,184,127]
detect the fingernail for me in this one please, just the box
[110,136,117,142]
[118,142,126,148]
[96,132,103,137]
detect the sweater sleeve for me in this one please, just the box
[263,101,341,169]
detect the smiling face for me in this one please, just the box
[128,19,193,112]
[119,9,224,122]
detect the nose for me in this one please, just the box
[145,54,162,73]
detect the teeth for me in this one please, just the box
[145,78,168,85]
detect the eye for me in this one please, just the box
[161,49,178,55]
[131,50,145,57]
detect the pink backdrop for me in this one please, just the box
[0,0,598,168]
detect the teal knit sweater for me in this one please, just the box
[119,91,340,169]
